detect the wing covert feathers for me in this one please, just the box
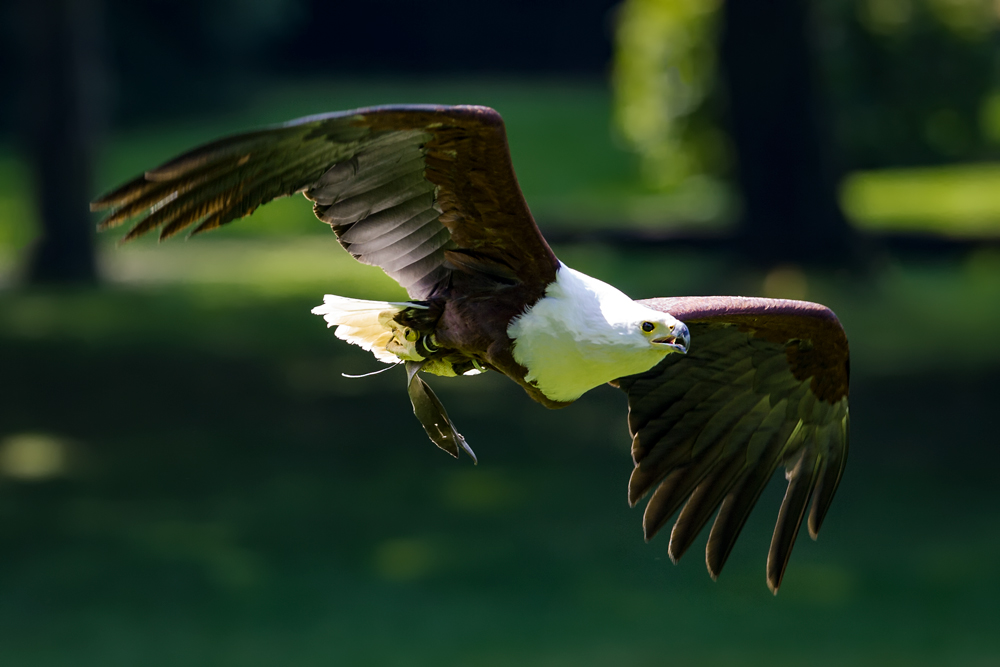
[615,296,850,593]
[92,105,559,300]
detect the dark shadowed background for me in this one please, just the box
[2,1,1000,665]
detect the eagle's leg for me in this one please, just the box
[404,360,477,464]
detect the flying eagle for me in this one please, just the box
[91,105,850,593]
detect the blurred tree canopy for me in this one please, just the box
[613,0,1000,189]
[4,0,1000,280]
[612,0,725,191]
[1,0,622,133]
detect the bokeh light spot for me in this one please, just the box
[780,562,856,606]
[0,432,70,481]
[440,469,523,513]
[762,265,808,300]
[373,538,437,582]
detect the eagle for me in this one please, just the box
[91,105,850,593]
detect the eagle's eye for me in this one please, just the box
[641,321,655,333]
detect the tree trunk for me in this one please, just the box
[21,0,105,284]
[719,0,855,265]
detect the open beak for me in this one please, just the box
[653,321,690,354]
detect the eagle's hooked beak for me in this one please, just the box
[653,321,690,354]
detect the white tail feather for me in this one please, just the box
[311,295,412,364]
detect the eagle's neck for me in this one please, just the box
[507,264,670,403]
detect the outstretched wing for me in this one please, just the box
[91,105,559,300]
[612,297,849,593]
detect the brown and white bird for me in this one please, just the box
[92,105,850,593]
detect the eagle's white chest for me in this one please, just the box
[507,265,672,403]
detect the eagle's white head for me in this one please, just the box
[508,264,690,403]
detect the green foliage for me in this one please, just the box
[613,0,1000,183]
[824,0,1000,167]
[612,0,726,191]
[0,154,37,252]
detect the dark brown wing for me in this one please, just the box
[612,297,849,593]
[91,105,559,300]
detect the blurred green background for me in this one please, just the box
[2,1,1000,665]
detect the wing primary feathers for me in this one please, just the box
[642,444,725,540]
[108,138,336,241]
[705,417,799,581]
[665,395,777,562]
[807,411,849,538]
[189,211,227,237]
[635,382,765,520]
[157,199,228,241]
[97,159,243,229]
[144,130,286,181]
[667,454,745,563]
[120,195,221,243]
[628,377,763,507]
[90,172,153,212]
[766,444,821,594]
[93,178,179,224]
[628,437,694,507]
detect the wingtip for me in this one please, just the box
[707,560,720,582]
[95,218,118,233]
[627,466,652,508]
[641,506,669,543]
[117,229,141,245]
[705,549,724,582]
[766,555,789,594]
[808,504,829,539]
[90,192,124,212]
